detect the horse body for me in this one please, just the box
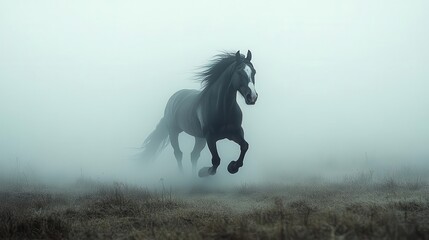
[142,50,257,177]
[165,89,203,137]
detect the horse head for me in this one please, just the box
[232,50,258,105]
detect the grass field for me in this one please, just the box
[1,173,428,239]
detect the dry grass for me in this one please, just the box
[0,176,428,239]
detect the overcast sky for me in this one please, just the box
[1,0,428,183]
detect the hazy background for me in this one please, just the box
[1,0,428,186]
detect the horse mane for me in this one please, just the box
[197,52,244,92]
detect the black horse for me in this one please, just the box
[141,50,258,177]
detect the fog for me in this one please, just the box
[1,1,428,186]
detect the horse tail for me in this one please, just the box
[141,117,169,160]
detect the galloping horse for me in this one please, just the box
[141,50,258,177]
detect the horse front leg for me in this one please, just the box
[198,135,220,177]
[227,128,248,174]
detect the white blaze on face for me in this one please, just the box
[244,64,257,101]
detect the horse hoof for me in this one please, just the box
[198,167,217,177]
[227,161,239,174]
[198,167,210,177]
[208,167,217,175]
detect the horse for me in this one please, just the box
[141,50,258,177]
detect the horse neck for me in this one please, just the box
[203,74,238,116]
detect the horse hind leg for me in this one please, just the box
[191,137,206,174]
[169,131,183,172]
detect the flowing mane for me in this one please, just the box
[197,52,244,92]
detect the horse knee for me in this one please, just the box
[241,142,249,151]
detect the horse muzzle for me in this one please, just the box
[245,92,258,105]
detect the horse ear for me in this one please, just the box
[235,51,242,63]
[246,50,252,61]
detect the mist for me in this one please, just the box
[1,0,428,187]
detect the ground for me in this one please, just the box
[1,174,428,239]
